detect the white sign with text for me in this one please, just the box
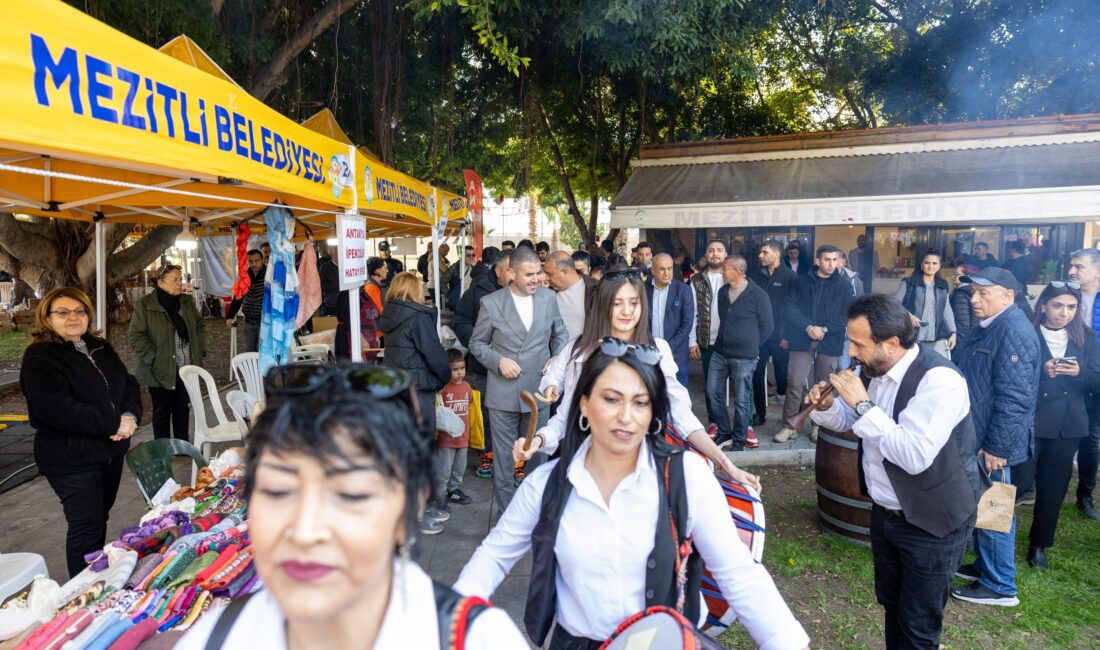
[337,213,367,290]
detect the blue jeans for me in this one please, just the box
[972,467,1017,596]
[705,352,756,445]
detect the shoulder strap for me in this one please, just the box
[203,592,254,650]
[433,581,490,650]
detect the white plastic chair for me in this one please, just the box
[225,389,257,438]
[179,365,244,482]
[230,352,265,402]
[290,344,331,365]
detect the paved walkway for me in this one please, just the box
[0,355,816,646]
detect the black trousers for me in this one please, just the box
[1029,437,1081,548]
[870,505,971,650]
[1076,401,1100,503]
[549,625,602,650]
[752,338,789,419]
[45,454,126,578]
[148,372,190,441]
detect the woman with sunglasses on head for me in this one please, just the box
[516,268,762,492]
[1018,281,1100,569]
[177,366,527,649]
[456,347,809,648]
[21,288,142,578]
[129,263,205,440]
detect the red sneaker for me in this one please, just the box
[745,427,759,448]
[706,423,719,439]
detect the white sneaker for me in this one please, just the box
[424,505,450,522]
[418,518,444,535]
[774,427,798,443]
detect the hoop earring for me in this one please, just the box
[649,418,664,436]
[579,413,590,431]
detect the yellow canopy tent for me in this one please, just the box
[0,0,467,331]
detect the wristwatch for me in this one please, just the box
[855,400,875,417]
[821,326,829,334]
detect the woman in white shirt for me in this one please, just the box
[515,268,761,492]
[178,366,525,650]
[456,345,809,649]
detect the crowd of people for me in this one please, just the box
[15,231,1100,649]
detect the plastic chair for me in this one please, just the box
[179,365,245,467]
[125,438,208,504]
[290,344,331,365]
[0,552,47,604]
[225,389,257,438]
[230,352,265,402]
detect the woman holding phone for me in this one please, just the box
[1025,281,1100,569]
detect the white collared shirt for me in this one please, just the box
[688,272,725,347]
[454,437,810,649]
[536,337,703,454]
[176,560,526,649]
[810,346,971,510]
[557,277,587,340]
[651,284,669,340]
[511,290,534,331]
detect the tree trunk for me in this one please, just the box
[0,214,179,296]
[535,95,594,246]
[370,0,405,165]
[248,0,361,102]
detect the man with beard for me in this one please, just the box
[377,241,404,289]
[225,249,265,352]
[951,267,1039,607]
[689,240,730,431]
[809,294,980,649]
[454,247,505,479]
[752,240,797,425]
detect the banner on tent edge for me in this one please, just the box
[337,213,367,291]
[464,169,484,256]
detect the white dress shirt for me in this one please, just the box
[688,272,725,347]
[176,560,526,649]
[454,437,810,649]
[810,346,971,510]
[557,277,587,340]
[511,291,534,331]
[536,338,702,454]
[651,284,669,340]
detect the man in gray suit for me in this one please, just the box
[470,246,571,513]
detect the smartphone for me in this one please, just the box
[1055,357,1078,366]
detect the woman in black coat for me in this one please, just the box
[20,288,143,578]
[1024,282,1100,569]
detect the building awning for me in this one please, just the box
[611,137,1100,229]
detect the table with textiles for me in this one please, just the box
[0,459,256,649]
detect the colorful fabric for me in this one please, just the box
[294,238,322,329]
[259,204,300,373]
[230,223,252,301]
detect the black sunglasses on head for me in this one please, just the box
[600,337,661,366]
[601,268,643,282]
[265,363,412,398]
[156,264,182,278]
[1049,281,1081,291]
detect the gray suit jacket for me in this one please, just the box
[469,286,570,413]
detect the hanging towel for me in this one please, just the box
[259,204,300,373]
[295,238,322,329]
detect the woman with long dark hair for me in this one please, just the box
[456,345,808,648]
[515,269,760,491]
[22,287,142,577]
[1023,282,1100,569]
[893,250,956,358]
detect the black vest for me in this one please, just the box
[524,448,701,645]
[859,346,983,538]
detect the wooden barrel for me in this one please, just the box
[815,426,872,546]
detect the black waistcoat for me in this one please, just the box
[858,346,983,538]
[524,448,700,645]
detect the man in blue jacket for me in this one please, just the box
[1067,248,1100,521]
[646,253,694,388]
[951,267,1040,607]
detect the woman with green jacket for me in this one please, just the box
[128,264,206,440]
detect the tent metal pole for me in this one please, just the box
[94,219,106,335]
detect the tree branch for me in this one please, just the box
[0,217,59,269]
[106,226,181,286]
[248,0,361,101]
[534,93,592,244]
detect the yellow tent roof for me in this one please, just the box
[301,109,382,163]
[158,35,238,87]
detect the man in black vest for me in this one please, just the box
[225,249,266,352]
[808,294,981,650]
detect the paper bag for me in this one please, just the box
[976,477,1016,533]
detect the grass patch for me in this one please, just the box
[715,472,1100,649]
[0,329,29,364]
